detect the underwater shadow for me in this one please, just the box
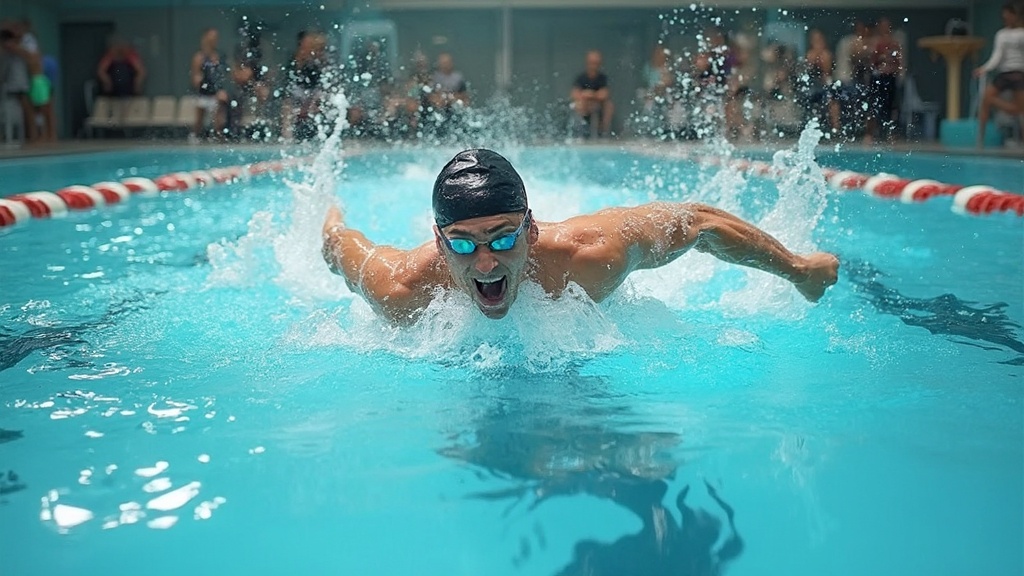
[0,289,165,374]
[846,259,1024,365]
[438,374,743,575]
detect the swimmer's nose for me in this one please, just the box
[473,250,499,275]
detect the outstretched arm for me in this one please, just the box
[592,202,838,302]
[321,206,444,323]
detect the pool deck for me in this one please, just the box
[1,137,1023,161]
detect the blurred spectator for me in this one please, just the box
[974,2,1024,146]
[867,18,903,142]
[429,53,469,110]
[571,50,613,137]
[694,27,735,95]
[799,29,839,132]
[97,40,145,97]
[347,40,390,133]
[834,20,873,139]
[1,23,55,143]
[637,45,672,135]
[14,19,37,54]
[761,42,801,135]
[1,26,33,143]
[281,30,328,141]
[233,19,271,138]
[190,28,229,141]
[383,50,431,136]
[725,31,755,141]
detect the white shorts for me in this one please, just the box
[195,96,220,112]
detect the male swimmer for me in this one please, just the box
[321,149,839,324]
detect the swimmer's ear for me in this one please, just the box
[433,225,445,253]
[527,212,539,245]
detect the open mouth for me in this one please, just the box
[474,276,508,306]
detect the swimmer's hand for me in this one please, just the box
[793,252,839,302]
[322,205,345,240]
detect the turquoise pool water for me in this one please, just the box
[0,145,1022,576]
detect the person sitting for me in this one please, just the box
[320,149,839,326]
[975,2,1024,146]
[97,39,145,97]
[866,18,903,143]
[190,28,229,141]
[799,29,839,133]
[571,50,614,137]
[428,52,469,111]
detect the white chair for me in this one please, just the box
[1,82,25,146]
[176,95,198,128]
[900,75,940,141]
[84,96,113,137]
[122,96,152,128]
[149,96,177,127]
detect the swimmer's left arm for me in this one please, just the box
[626,202,839,302]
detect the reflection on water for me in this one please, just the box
[0,289,165,374]
[439,375,743,575]
[846,260,1024,364]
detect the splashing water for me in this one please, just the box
[206,88,832,372]
[207,91,352,301]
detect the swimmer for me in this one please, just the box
[321,149,839,324]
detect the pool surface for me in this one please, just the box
[1,142,1022,576]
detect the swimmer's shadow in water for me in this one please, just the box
[0,289,165,374]
[845,259,1024,365]
[438,380,743,576]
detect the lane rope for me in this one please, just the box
[671,150,1023,218]
[0,157,309,229]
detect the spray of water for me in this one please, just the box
[204,37,834,372]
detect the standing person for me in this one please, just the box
[801,29,839,132]
[571,50,614,137]
[834,20,873,138]
[867,18,902,143]
[190,28,229,142]
[1,26,54,143]
[974,2,1024,146]
[97,40,145,97]
[281,30,327,142]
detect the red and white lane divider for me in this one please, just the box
[0,156,309,229]
[688,152,1024,218]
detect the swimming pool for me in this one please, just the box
[1,143,1021,575]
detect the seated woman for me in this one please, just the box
[975,2,1024,146]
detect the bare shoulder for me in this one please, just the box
[360,241,449,322]
[533,212,634,301]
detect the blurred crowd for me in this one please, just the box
[633,18,911,143]
[3,6,1022,147]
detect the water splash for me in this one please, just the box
[717,120,828,318]
[300,282,625,373]
[207,91,352,301]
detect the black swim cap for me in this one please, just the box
[432,149,528,228]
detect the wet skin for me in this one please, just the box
[322,201,839,325]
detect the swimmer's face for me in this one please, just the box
[435,212,538,320]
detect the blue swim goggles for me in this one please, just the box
[439,211,532,255]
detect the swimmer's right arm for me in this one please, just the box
[320,207,439,323]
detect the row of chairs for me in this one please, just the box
[84,95,205,137]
